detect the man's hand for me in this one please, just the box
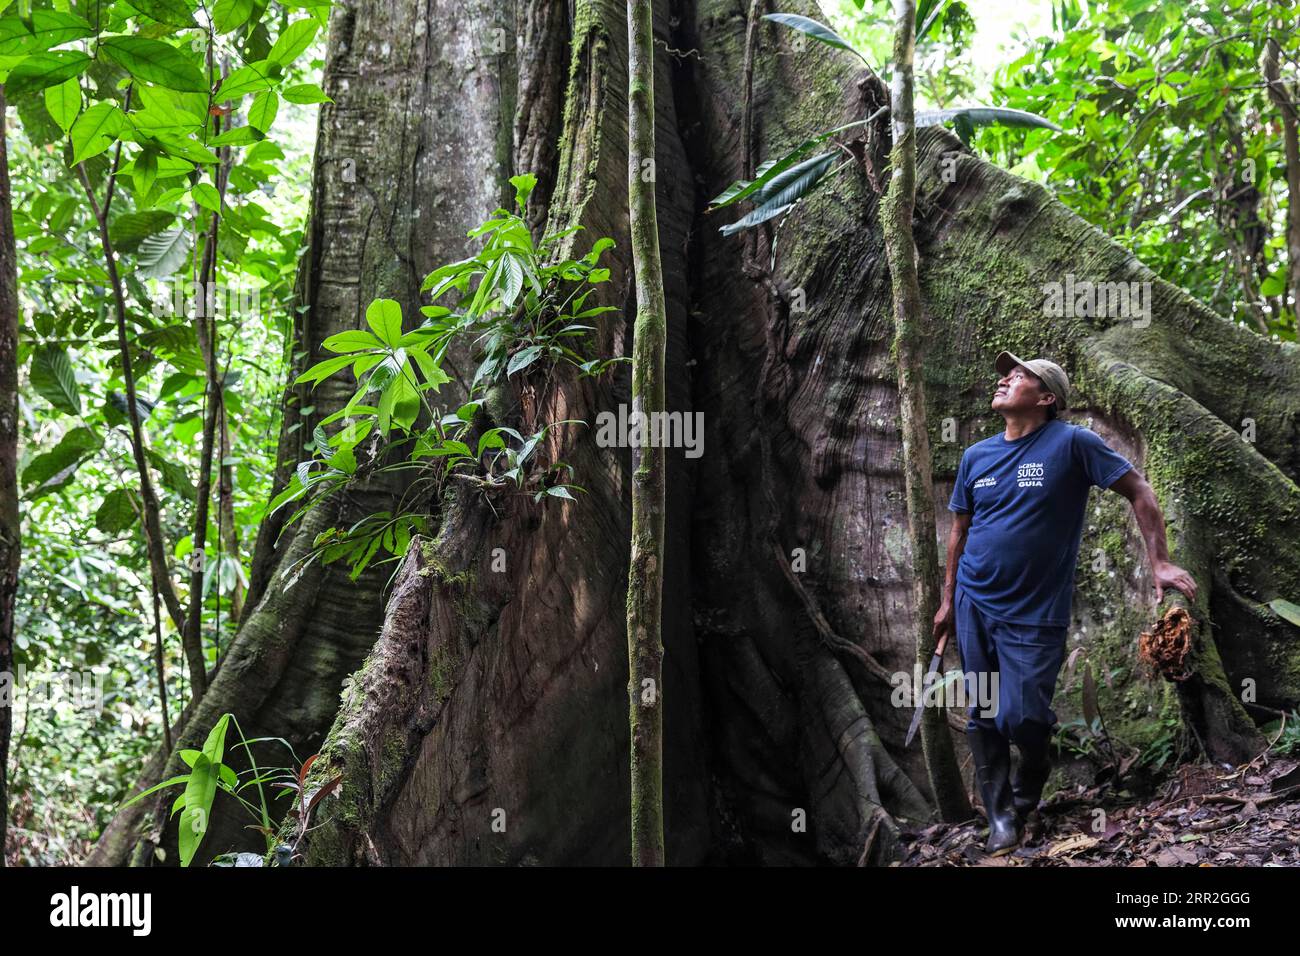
[1154,561,1197,603]
[933,599,954,646]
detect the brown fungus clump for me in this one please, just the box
[1138,606,1195,681]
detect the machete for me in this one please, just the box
[904,631,949,748]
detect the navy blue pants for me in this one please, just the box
[954,585,1068,747]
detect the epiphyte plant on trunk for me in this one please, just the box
[271,173,624,582]
[709,4,1061,236]
[118,712,333,867]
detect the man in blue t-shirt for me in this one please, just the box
[937,350,1197,856]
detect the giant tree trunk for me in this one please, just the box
[99,0,1300,867]
[90,0,530,866]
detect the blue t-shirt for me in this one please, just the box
[948,419,1133,627]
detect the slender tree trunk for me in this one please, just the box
[0,85,19,864]
[76,149,199,686]
[217,412,243,624]
[182,125,230,695]
[880,0,967,822]
[625,0,667,866]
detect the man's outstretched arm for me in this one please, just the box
[934,511,972,644]
[1109,469,1199,603]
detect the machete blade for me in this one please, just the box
[904,634,948,748]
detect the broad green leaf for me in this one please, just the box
[109,209,175,253]
[377,369,419,434]
[506,344,543,377]
[1260,273,1286,297]
[128,0,198,27]
[365,298,403,347]
[212,0,255,33]
[4,51,90,97]
[295,354,355,386]
[192,182,221,212]
[132,148,159,197]
[153,133,220,165]
[30,10,93,47]
[244,139,285,165]
[248,90,278,132]
[327,445,357,474]
[915,106,1062,146]
[209,125,262,147]
[69,102,127,165]
[916,0,950,38]
[751,150,837,206]
[178,753,218,866]
[281,82,331,104]
[762,13,867,64]
[499,252,523,306]
[117,774,193,809]
[216,762,238,790]
[100,37,207,93]
[583,236,615,263]
[268,19,319,66]
[366,353,400,393]
[213,61,275,102]
[130,103,203,137]
[322,329,383,353]
[95,487,140,534]
[22,426,102,498]
[264,474,308,518]
[707,117,873,210]
[719,151,837,236]
[510,172,537,210]
[202,713,231,765]
[421,257,475,294]
[476,428,506,459]
[43,77,80,133]
[1268,598,1300,628]
[432,439,471,459]
[29,344,81,415]
[147,448,196,500]
[0,18,35,56]
[409,348,450,391]
[136,225,192,278]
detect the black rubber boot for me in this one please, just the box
[1012,722,1054,827]
[968,725,1021,856]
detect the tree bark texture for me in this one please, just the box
[0,86,19,863]
[91,0,525,866]
[625,0,669,867]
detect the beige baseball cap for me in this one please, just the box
[995,350,1070,412]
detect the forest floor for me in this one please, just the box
[897,754,1300,867]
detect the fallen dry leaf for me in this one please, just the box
[1047,833,1101,858]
